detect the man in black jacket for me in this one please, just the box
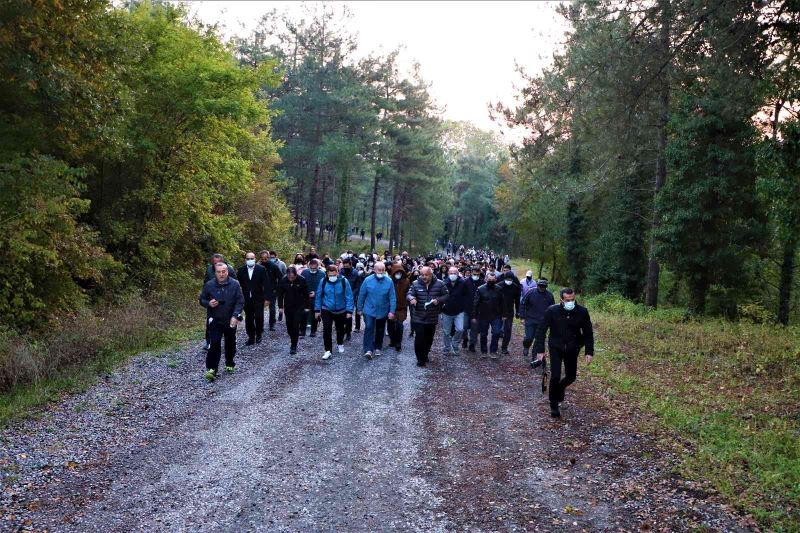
[203,253,237,350]
[472,272,506,358]
[259,250,283,332]
[237,252,268,346]
[499,264,521,355]
[441,267,469,355]
[520,278,555,364]
[277,266,309,355]
[199,262,245,381]
[407,267,449,367]
[534,288,594,418]
[462,266,483,352]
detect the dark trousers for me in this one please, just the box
[549,347,579,408]
[243,298,265,339]
[462,311,478,347]
[412,322,437,363]
[387,318,404,347]
[301,307,318,336]
[344,312,362,335]
[321,310,347,352]
[285,309,303,348]
[501,316,513,350]
[206,321,237,371]
[478,317,503,353]
[266,297,277,328]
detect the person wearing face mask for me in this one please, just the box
[387,262,410,351]
[341,258,362,340]
[534,288,594,418]
[259,250,283,332]
[520,270,537,299]
[407,267,450,367]
[499,264,521,355]
[462,266,483,352]
[277,266,310,355]
[520,277,554,364]
[357,261,396,359]
[237,252,268,345]
[472,272,506,359]
[441,267,470,356]
[314,264,354,360]
[301,259,324,338]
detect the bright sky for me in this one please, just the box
[185,1,570,141]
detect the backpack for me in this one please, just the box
[321,276,346,310]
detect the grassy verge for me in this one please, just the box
[584,294,799,531]
[0,291,204,427]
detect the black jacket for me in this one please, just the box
[472,282,506,320]
[199,278,245,323]
[442,277,470,316]
[237,264,268,302]
[258,260,283,300]
[520,288,555,322]
[499,278,521,316]
[277,275,310,312]
[534,303,594,355]
[407,278,450,325]
[463,276,482,315]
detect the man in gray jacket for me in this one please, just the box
[407,267,449,367]
[199,262,245,381]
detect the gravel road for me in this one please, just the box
[1,318,753,532]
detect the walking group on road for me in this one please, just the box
[199,245,594,418]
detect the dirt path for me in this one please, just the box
[1,319,750,531]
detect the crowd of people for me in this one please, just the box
[199,245,594,418]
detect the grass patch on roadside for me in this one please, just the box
[586,294,800,531]
[0,291,204,427]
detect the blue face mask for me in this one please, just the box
[563,301,576,311]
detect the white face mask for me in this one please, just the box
[328,275,338,283]
[504,279,513,285]
[563,300,576,311]
[394,273,402,280]
[376,273,385,279]
[246,259,256,267]
[471,275,480,281]
[310,268,318,273]
[448,274,458,282]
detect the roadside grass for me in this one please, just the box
[0,291,203,427]
[586,295,800,531]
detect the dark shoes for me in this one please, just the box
[501,348,510,355]
[468,345,476,353]
[255,335,262,344]
[289,346,297,355]
[345,333,351,341]
[395,344,401,352]
[550,405,561,418]
[309,332,317,338]
[245,337,255,346]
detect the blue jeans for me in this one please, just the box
[363,314,387,354]
[478,317,503,353]
[441,312,465,353]
[523,320,540,350]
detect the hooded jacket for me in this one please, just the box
[390,263,411,321]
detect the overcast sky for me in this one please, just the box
[185,1,570,141]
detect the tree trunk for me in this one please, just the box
[335,169,350,245]
[645,0,671,309]
[777,232,798,326]
[306,163,321,245]
[369,167,380,252]
[318,172,330,245]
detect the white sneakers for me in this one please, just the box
[322,351,332,360]
[365,351,374,360]
[337,345,345,354]
[374,349,382,357]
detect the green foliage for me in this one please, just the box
[0,156,118,328]
[589,306,800,531]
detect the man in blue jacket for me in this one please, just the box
[199,262,244,381]
[357,262,396,360]
[301,259,325,338]
[521,277,555,364]
[314,263,354,360]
